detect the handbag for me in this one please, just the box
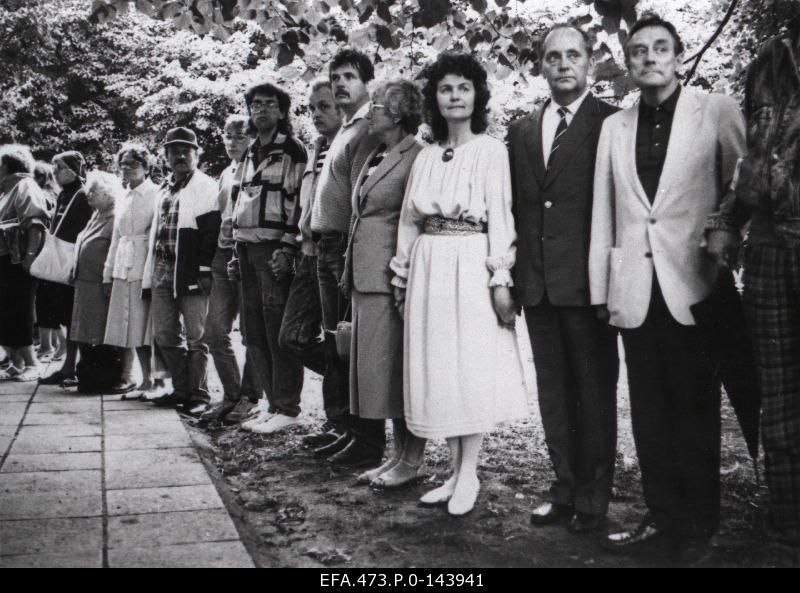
[334,302,352,362]
[29,189,81,285]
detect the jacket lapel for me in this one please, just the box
[542,94,597,189]
[621,106,652,210]
[521,108,546,186]
[652,89,701,211]
[358,136,414,209]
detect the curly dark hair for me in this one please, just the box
[421,53,490,142]
[244,82,293,136]
[329,48,375,83]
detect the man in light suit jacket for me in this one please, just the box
[508,24,620,534]
[588,14,745,563]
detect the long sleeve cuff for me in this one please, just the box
[389,256,408,280]
[486,253,515,287]
[390,275,407,289]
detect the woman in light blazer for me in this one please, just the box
[342,79,425,488]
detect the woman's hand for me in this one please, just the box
[393,285,406,320]
[492,286,517,330]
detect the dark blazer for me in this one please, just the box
[345,134,423,294]
[508,93,619,307]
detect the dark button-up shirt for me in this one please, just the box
[636,85,681,204]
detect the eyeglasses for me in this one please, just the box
[369,103,388,113]
[119,160,144,170]
[250,100,280,112]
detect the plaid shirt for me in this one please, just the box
[155,172,193,263]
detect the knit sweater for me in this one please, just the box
[311,103,380,234]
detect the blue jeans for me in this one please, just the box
[151,261,210,404]
[204,248,261,402]
[239,242,304,417]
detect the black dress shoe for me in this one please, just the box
[567,512,607,534]
[304,427,345,448]
[530,502,574,526]
[151,391,188,408]
[603,515,665,553]
[327,440,383,469]
[312,431,352,460]
[38,370,72,386]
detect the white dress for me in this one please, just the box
[103,179,158,348]
[390,135,529,439]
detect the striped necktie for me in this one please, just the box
[547,106,570,169]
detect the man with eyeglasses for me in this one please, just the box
[230,82,308,435]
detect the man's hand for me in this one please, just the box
[392,285,406,320]
[492,286,517,330]
[21,255,35,273]
[704,229,740,269]
[270,250,293,281]
[103,282,113,299]
[594,304,610,324]
[339,272,351,300]
[199,275,213,296]
[227,257,241,282]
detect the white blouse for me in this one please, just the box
[390,134,517,287]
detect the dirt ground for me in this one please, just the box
[183,332,782,568]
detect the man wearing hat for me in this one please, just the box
[142,127,221,416]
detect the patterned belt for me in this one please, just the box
[423,216,487,235]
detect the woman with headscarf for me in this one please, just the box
[70,171,121,394]
[0,144,49,381]
[37,151,93,387]
[102,143,161,396]
[390,53,528,516]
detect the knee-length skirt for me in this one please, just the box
[403,233,529,439]
[350,288,404,420]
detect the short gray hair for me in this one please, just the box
[85,170,124,205]
[372,79,423,135]
[0,144,36,175]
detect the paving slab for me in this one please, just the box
[0,516,102,555]
[0,426,16,436]
[0,436,11,453]
[10,434,101,455]
[104,410,184,435]
[0,469,101,494]
[0,393,32,402]
[0,488,102,520]
[0,403,26,426]
[32,392,101,403]
[28,401,100,414]
[23,412,101,426]
[17,423,101,437]
[0,551,102,568]
[103,400,155,412]
[105,448,211,489]
[108,509,240,549]
[0,383,35,397]
[1,452,102,473]
[105,431,192,451]
[107,484,225,516]
[108,541,254,568]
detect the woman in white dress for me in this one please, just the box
[102,143,160,394]
[390,53,528,516]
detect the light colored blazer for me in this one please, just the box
[345,134,423,294]
[589,88,745,328]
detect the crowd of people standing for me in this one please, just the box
[1,12,799,566]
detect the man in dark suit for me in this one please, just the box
[507,23,620,534]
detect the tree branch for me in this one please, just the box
[683,0,740,85]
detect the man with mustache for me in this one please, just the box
[277,80,343,428]
[143,127,221,416]
[230,82,308,435]
[589,14,745,564]
[507,23,620,535]
[309,49,384,468]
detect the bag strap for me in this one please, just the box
[52,188,82,235]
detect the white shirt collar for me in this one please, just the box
[343,102,370,129]
[548,88,591,116]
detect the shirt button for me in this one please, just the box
[649,218,656,224]
[544,201,553,209]
[654,142,660,147]
[645,252,653,258]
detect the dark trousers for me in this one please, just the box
[524,298,619,515]
[316,232,384,451]
[239,241,304,417]
[279,254,326,376]
[620,279,721,538]
[743,242,800,548]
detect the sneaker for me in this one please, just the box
[0,365,23,381]
[14,367,42,382]
[179,401,209,417]
[223,398,260,425]
[241,410,274,432]
[250,414,301,434]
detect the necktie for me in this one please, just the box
[547,106,570,169]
